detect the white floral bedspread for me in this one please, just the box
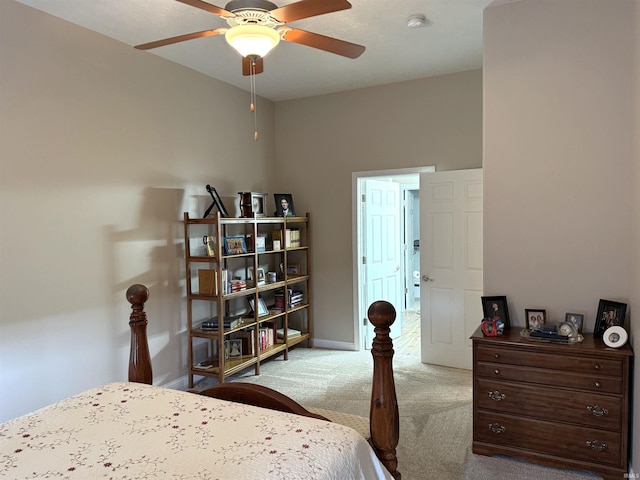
[0,382,393,480]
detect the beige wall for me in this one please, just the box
[0,1,276,421]
[484,0,637,472]
[0,2,483,421]
[631,0,640,473]
[274,71,483,343]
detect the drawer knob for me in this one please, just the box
[488,423,505,434]
[594,381,601,388]
[594,364,601,370]
[586,440,607,452]
[587,405,609,417]
[493,353,500,359]
[488,390,506,401]
[494,369,500,375]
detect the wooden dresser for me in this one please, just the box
[471,327,633,480]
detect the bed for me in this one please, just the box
[0,284,400,479]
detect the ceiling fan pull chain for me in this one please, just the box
[250,59,259,141]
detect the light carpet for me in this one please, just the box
[196,347,602,479]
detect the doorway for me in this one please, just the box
[352,166,434,354]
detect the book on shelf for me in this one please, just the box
[230,279,246,292]
[221,269,228,294]
[262,321,278,345]
[201,314,243,330]
[272,229,301,248]
[259,325,275,351]
[277,328,302,339]
[274,288,304,308]
[194,358,220,369]
[234,330,255,356]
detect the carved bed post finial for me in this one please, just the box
[367,300,401,480]
[126,284,152,385]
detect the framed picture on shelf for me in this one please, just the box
[226,339,242,359]
[204,184,229,218]
[525,309,546,330]
[256,267,266,286]
[223,235,247,255]
[286,264,300,275]
[565,313,584,333]
[238,192,267,218]
[595,299,627,338]
[273,193,295,217]
[481,295,511,328]
[249,296,269,317]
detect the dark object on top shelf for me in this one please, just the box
[204,185,229,218]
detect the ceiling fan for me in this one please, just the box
[135,0,366,76]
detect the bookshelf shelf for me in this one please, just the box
[184,211,312,387]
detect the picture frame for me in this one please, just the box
[565,313,584,334]
[273,193,295,217]
[481,295,510,328]
[286,264,300,275]
[249,296,269,317]
[225,339,242,359]
[256,267,266,286]
[595,299,627,338]
[238,192,267,218]
[223,235,247,255]
[203,184,229,218]
[525,309,546,330]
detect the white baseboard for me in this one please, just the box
[311,338,357,351]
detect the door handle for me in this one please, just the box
[421,275,434,282]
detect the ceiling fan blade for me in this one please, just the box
[175,0,234,18]
[135,28,225,50]
[242,57,264,76]
[270,0,352,23]
[281,27,365,59]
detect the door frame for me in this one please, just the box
[352,166,435,351]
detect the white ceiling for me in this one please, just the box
[15,0,493,102]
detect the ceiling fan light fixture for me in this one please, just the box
[225,24,280,58]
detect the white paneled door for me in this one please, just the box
[420,169,483,369]
[364,179,402,348]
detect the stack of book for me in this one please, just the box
[274,288,305,309]
[289,290,303,307]
[201,315,243,330]
[230,279,246,292]
[277,328,302,339]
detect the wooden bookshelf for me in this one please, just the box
[184,211,312,387]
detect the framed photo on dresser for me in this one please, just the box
[481,296,511,328]
[594,299,626,338]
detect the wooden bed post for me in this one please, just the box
[368,300,401,480]
[126,284,152,384]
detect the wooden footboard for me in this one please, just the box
[126,285,400,479]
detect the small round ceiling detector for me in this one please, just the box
[407,14,428,28]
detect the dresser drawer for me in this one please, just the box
[476,345,622,377]
[475,361,623,394]
[474,410,622,467]
[476,378,622,430]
